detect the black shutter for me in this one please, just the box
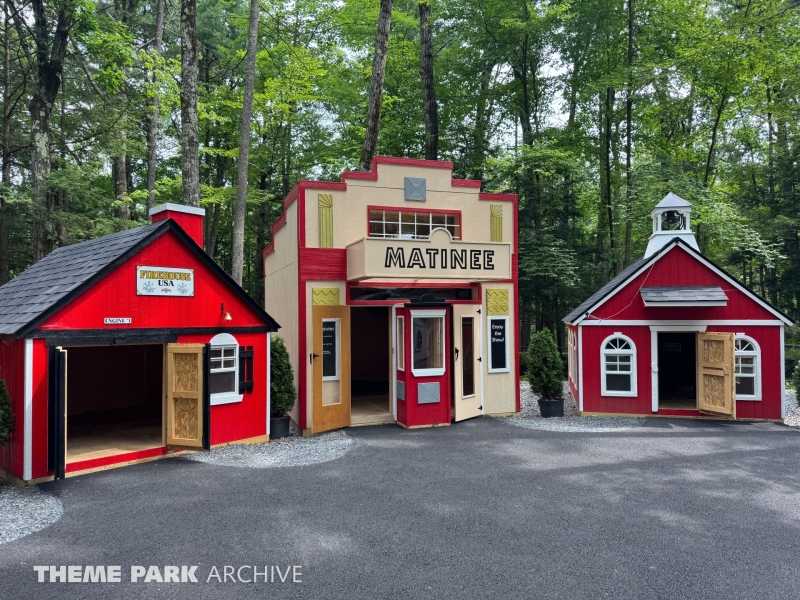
[239,346,254,394]
[48,347,67,479]
[202,344,211,450]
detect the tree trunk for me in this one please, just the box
[703,91,727,187]
[419,0,438,161]
[624,0,634,267]
[359,0,393,171]
[180,0,200,208]
[114,133,129,224]
[231,0,260,284]
[146,0,165,213]
[26,0,74,260]
[1,2,12,283]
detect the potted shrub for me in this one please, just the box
[0,380,12,449]
[527,329,565,418]
[270,336,296,439]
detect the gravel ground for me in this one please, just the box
[784,389,799,427]
[500,381,644,432]
[0,480,63,545]
[181,429,353,468]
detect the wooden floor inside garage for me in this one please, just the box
[67,416,163,463]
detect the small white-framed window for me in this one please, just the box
[601,334,637,397]
[411,309,445,377]
[568,329,578,384]
[487,316,510,373]
[396,316,405,371]
[734,335,761,401]
[322,318,340,381]
[209,333,243,406]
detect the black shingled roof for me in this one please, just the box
[562,254,653,324]
[0,219,279,337]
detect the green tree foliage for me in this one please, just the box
[527,329,564,401]
[0,379,13,448]
[1,0,798,360]
[270,336,296,416]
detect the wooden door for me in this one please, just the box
[697,333,736,418]
[312,305,351,433]
[452,304,481,422]
[166,344,210,449]
[48,346,68,479]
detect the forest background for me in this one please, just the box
[2,0,800,371]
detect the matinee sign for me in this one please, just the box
[136,266,195,297]
[346,227,511,281]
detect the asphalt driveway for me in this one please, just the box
[2,417,800,599]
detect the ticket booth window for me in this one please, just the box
[412,313,445,376]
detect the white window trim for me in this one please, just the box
[487,316,511,374]
[209,332,243,406]
[410,309,446,377]
[600,333,637,397]
[734,334,762,401]
[322,318,341,382]
[397,315,405,371]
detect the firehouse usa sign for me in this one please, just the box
[136,266,195,297]
[346,227,511,281]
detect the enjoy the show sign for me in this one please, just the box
[136,266,195,297]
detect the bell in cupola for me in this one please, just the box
[644,193,699,257]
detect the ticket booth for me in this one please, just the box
[264,157,520,434]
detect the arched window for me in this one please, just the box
[601,334,637,396]
[209,333,243,406]
[734,335,761,400]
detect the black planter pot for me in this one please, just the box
[538,398,564,418]
[270,415,291,439]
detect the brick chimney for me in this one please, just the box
[150,203,205,247]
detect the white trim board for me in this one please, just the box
[573,241,793,326]
[23,338,33,481]
[577,325,584,412]
[266,333,271,436]
[780,326,786,420]
[642,301,727,307]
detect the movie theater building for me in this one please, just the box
[0,204,279,485]
[264,157,519,434]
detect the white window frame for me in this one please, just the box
[396,315,405,371]
[734,334,761,401]
[487,316,511,374]
[600,333,637,397]
[209,333,243,406]
[410,309,446,377]
[368,209,461,240]
[322,318,341,382]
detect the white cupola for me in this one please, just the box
[644,192,699,258]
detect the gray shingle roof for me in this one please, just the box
[562,255,653,324]
[641,286,727,304]
[0,222,168,336]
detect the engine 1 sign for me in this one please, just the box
[136,266,195,297]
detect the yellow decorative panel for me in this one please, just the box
[312,287,340,306]
[318,194,333,248]
[487,289,509,316]
[490,204,503,242]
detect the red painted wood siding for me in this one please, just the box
[590,245,777,322]
[582,326,652,415]
[31,339,49,479]
[38,230,265,331]
[178,332,268,445]
[0,339,25,478]
[581,324,783,419]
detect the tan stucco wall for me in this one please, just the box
[265,201,300,424]
[482,282,517,414]
[303,164,514,252]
